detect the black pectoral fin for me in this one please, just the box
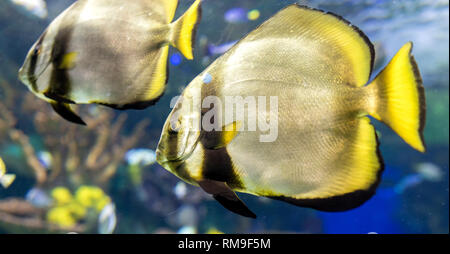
[50,102,86,125]
[198,179,256,218]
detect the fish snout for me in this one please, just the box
[18,66,28,85]
[155,148,166,164]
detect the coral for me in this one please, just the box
[51,187,73,206]
[0,198,85,233]
[0,89,149,233]
[47,206,77,228]
[74,185,110,212]
[46,185,111,228]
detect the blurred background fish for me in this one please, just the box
[8,0,48,19]
[395,162,443,194]
[224,7,260,24]
[18,0,202,125]
[0,157,15,188]
[206,40,238,57]
[125,148,157,167]
[25,187,52,208]
[98,202,117,234]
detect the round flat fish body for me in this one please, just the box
[49,0,173,107]
[184,5,382,211]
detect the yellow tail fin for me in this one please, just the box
[169,0,202,60]
[366,42,426,152]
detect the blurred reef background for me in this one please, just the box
[0,0,448,234]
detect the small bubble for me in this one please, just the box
[202,73,213,84]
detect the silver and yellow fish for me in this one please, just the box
[18,0,202,125]
[156,5,426,218]
[0,157,16,189]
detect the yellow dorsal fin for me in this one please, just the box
[242,4,374,87]
[161,0,178,22]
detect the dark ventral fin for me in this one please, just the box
[198,179,256,218]
[50,101,86,125]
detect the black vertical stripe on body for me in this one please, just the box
[46,28,74,99]
[198,76,243,189]
[165,100,183,159]
[45,1,86,102]
[201,146,243,189]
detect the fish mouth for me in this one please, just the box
[156,149,185,164]
[156,141,198,165]
[18,66,28,84]
[155,149,167,164]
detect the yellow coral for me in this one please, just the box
[65,202,87,219]
[51,187,73,205]
[75,186,109,211]
[47,185,111,227]
[95,196,111,212]
[47,207,76,228]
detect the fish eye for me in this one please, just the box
[34,45,41,56]
[169,119,182,134]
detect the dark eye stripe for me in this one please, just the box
[28,30,47,92]
[167,128,180,158]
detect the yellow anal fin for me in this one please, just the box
[169,0,202,60]
[145,45,169,100]
[267,117,383,211]
[366,42,426,152]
